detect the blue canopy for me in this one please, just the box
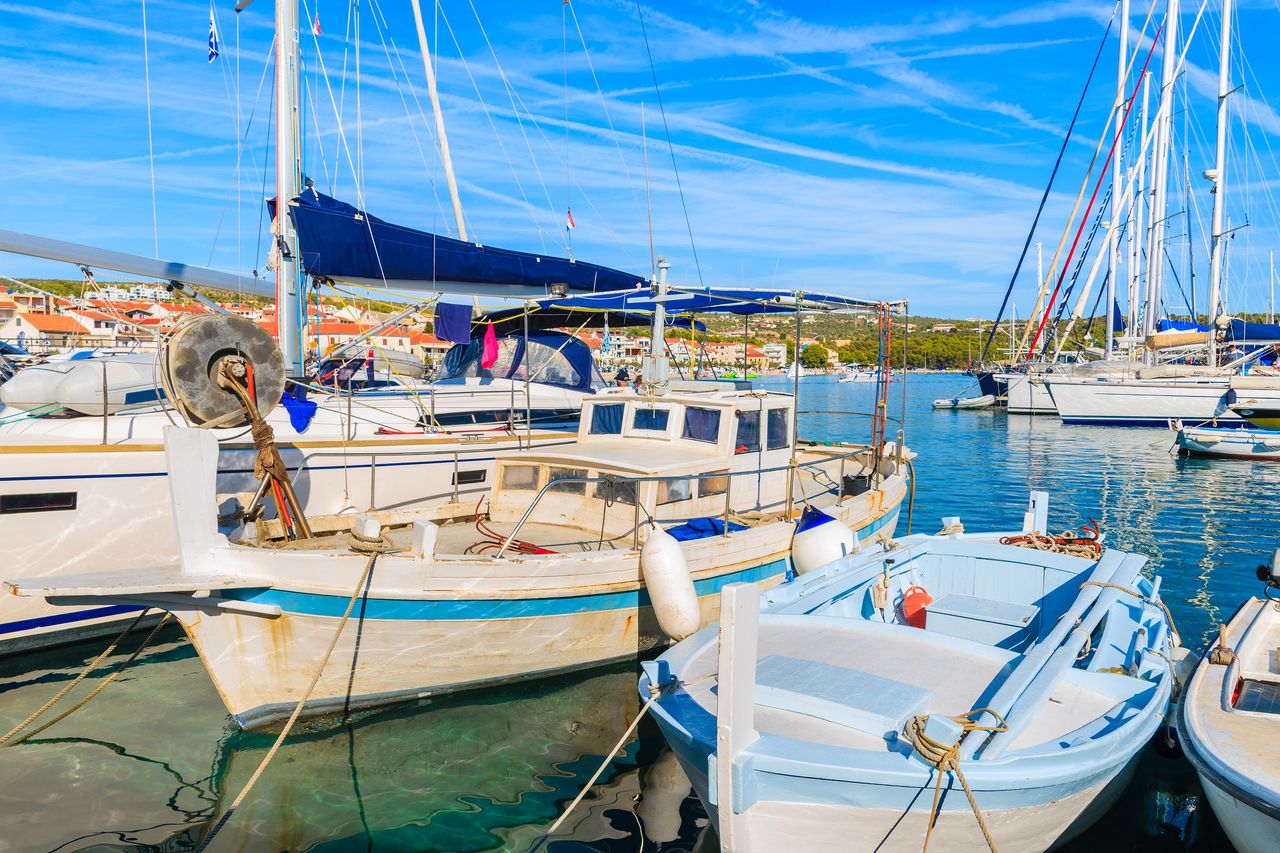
[491,286,883,320]
[1226,319,1280,342]
[282,190,647,296]
[1157,319,1210,333]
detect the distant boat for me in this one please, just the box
[642,493,1177,851]
[1181,565,1280,853]
[837,365,875,383]
[785,361,805,379]
[933,393,995,410]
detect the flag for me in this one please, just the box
[312,13,322,35]
[602,318,612,355]
[207,7,220,62]
[566,208,575,230]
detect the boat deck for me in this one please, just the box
[269,519,629,555]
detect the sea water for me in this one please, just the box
[0,373,1255,851]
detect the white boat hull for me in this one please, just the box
[179,491,902,727]
[1005,373,1057,415]
[1175,425,1280,459]
[1046,377,1251,426]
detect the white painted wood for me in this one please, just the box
[716,582,759,853]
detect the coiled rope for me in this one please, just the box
[1079,581,1179,641]
[904,708,1008,853]
[1,610,172,748]
[195,545,389,852]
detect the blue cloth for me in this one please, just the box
[434,302,472,344]
[666,517,747,541]
[282,189,645,293]
[280,389,318,433]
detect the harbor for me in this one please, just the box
[4,0,1280,851]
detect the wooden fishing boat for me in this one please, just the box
[641,497,1177,852]
[1173,422,1280,460]
[1180,570,1280,853]
[7,388,909,729]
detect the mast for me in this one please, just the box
[410,0,467,242]
[1206,0,1232,365]
[1107,0,1129,357]
[1145,0,1179,355]
[275,0,305,377]
[1128,71,1151,350]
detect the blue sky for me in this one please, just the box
[2,0,1280,317]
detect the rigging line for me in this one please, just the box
[458,0,563,250]
[1026,20,1166,358]
[366,0,452,230]
[979,9,1115,363]
[305,71,334,192]
[140,0,159,257]
[1043,185,1113,357]
[567,0,640,208]
[564,0,571,253]
[254,74,276,278]
[634,0,703,286]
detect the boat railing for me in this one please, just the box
[494,442,885,557]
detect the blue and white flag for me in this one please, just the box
[602,318,612,355]
[207,7,220,63]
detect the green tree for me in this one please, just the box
[800,343,828,369]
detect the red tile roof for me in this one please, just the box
[19,313,90,334]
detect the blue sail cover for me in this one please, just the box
[283,190,646,294]
[1226,319,1280,342]
[1157,319,1210,333]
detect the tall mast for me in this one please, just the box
[275,0,304,377]
[1206,0,1233,365]
[1145,0,1180,355]
[1107,0,1130,357]
[1128,71,1151,349]
[410,0,467,242]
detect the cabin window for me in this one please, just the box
[547,467,587,495]
[633,407,671,432]
[700,474,729,497]
[519,344,584,388]
[501,465,539,491]
[594,477,637,505]
[735,411,761,454]
[452,469,486,486]
[589,404,624,435]
[658,479,692,504]
[767,409,789,450]
[0,492,77,514]
[682,407,721,443]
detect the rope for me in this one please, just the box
[195,549,385,852]
[0,609,152,746]
[904,708,1008,853]
[530,682,667,853]
[1079,581,1179,641]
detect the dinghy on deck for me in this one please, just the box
[1180,560,1280,853]
[640,495,1177,852]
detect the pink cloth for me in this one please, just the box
[481,322,499,369]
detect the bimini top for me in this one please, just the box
[476,285,897,336]
[282,190,647,297]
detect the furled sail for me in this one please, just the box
[281,189,647,297]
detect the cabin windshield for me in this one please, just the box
[439,333,605,392]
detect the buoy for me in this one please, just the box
[902,584,933,628]
[640,524,700,641]
[791,505,857,575]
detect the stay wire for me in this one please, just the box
[634,0,703,286]
[980,9,1115,362]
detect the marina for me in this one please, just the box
[4,0,1280,850]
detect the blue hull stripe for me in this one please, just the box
[223,559,790,620]
[0,604,144,635]
[220,504,901,622]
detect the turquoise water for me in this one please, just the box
[0,373,1259,851]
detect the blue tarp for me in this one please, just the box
[1226,319,1280,342]
[666,517,747,541]
[281,190,645,294]
[1157,319,1210,332]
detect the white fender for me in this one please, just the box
[640,524,700,641]
[55,352,160,415]
[791,505,856,575]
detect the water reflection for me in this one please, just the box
[0,373,1268,851]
